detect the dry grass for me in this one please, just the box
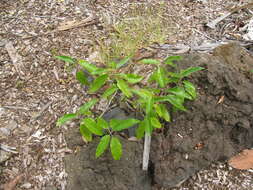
[99,2,173,63]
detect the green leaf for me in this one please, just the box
[165,95,186,111]
[183,80,197,99]
[160,104,171,122]
[167,72,182,78]
[180,67,204,78]
[139,59,160,65]
[110,119,140,131]
[145,96,154,115]
[77,99,98,115]
[116,79,132,98]
[80,124,92,142]
[88,74,108,93]
[82,118,103,136]
[79,60,99,73]
[131,88,153,99]
[102,85,118,99]
[90,68,109,75]
[76,70,89,85]
[55,55,75,63]
[154,104,163,118]
[56,113,77,126]
[144,116,153,135]
[136,121,145,139]
[167,86,192,100]
[155,95,186,111]
[166,77,180,84]
[108,61,117,69]
[110,137,122,160]
[251,69,253,72]
[154,104,170,122]
[116,56,131,69]
[96,135,110,158]
[151,117,162,128]
[148,71,158,83]
[163,56,182,67]
[97,117,109,129]
[157,67,166,88]
[120,74,143,84]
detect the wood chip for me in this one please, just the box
[2,174,23,190]
[207,2,253,29]
[5,41,25,77]
[217,95,225,104]
[22,15,98,39]
[228,149,253,170]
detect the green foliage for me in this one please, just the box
[110,137,122,160]
[116,79,132,98]
[55,55,203,160]
[56,113,77,126]
[78,99,98,115]
[88,74,109,93]
[76,71,89,85]
[55,56,75,63]
[96,135,110,158]
[110,119,140,131]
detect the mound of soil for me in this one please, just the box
[64,43,253,189]
[65,132,151,190]
[151,43,253,188]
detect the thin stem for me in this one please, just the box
[99,91,118,118]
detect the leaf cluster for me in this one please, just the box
[55,55,204,160]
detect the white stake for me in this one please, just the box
[142,133,151,170]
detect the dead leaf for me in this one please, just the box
[2,174,23,190]
[228,149,253,170]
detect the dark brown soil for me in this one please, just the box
[151,43,253,188]
[64,43,253,190]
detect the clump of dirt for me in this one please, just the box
[65,136,151,190]
[151,43,253,188]
[64,43,253,189]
